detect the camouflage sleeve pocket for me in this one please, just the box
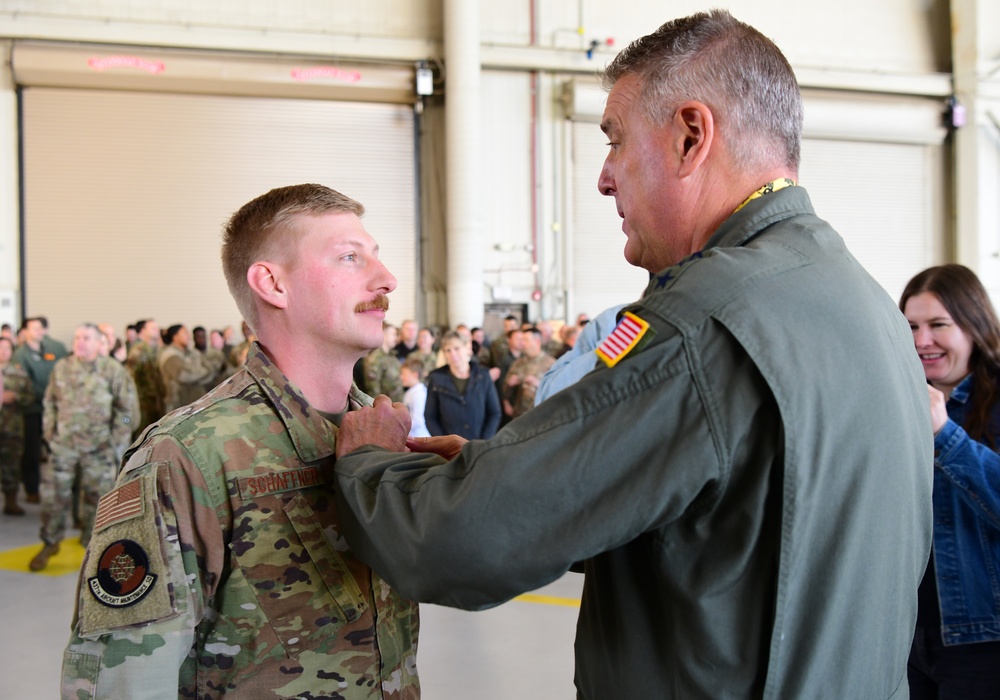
[231,492,370,657]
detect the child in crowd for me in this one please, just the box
[400,357,431,438]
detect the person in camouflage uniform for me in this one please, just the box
[159,324,216,414]
[363,322,404,402]
[0,336,33,515]
[407,328,439,379]
[502,327,555,419]
[125,319,166,437]
[62,184,420,699]
[29,324,139,570]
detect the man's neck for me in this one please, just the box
[258,340,356,414]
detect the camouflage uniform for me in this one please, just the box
[407,351,438,380]
[62,343,420,699]
[0,361,33,493]
[503,352,556,419]
[158,345,214,414]
[41,355,139,547]
[126,340,166,436]
[363,348,403,402]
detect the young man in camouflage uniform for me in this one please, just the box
[62,184,420,699]
[125,319,166,437]
[29,324,138,570]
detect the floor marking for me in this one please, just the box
[0,538,86,577]
[513,593,581,608]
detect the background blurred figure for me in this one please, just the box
[98,323,126,363]
[901,264,1000,699]
[486,315,520,371]
[228,321,256,368]
[191,326,208,352]
[364,322,403,402]
[29,324,137,570]
[393,319,419,361]
[124,324,138,351]
[126,319,166,436]
[425,331,500,439]
[409,327,439,378]
[400,356,431,438]
[0,336,32,515]
[503,327,554,419]
[158,324,214,413]
[555,324,579,358]
[203,328,231,385]
[13,317,67,503]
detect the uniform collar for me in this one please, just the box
[704,185,816,252]
[244,342,372,463]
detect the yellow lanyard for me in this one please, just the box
[734,178,797,213]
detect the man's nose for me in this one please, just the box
[598,159,616,196]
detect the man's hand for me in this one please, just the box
[336,395,411,457]
[406,435,468,461]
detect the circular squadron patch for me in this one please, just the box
[88,539,157,608]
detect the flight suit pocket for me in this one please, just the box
[231,492,368,657]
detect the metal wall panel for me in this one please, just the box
[22,87,416,344]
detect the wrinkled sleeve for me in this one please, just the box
[934,418,1000,528]
[43,365,59,444]
[334,330,722,610]
[61,437,223,699]
[111,367,141,456]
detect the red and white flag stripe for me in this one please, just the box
[94,479,144,532]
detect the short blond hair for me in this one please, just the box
[221,184,364,331]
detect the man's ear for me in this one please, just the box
[246,261,288,310]
[673,100,715,178]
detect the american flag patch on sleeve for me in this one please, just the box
[93,480,145,532]
[595,311,652,368]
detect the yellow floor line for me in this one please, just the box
[0,538,86,577]
[513,593,581,608]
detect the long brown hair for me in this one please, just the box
[900,264,1000,445]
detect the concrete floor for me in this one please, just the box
[0,496,582,699]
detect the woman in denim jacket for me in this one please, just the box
[901,264,1000,699]
[424,331,501,440]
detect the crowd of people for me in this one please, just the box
[357,316,586,441]
[0,9,994,699]
[0,316,256,570]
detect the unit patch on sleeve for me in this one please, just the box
[595,311,654,368]
[88,539,157,608]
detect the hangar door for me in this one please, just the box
[18,49,417,345]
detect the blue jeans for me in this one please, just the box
[909,625,1000,699]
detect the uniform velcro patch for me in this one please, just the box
[237,466,323,500]
[595,311,653,368]
[93,480,144,532]
[88,540,157,608]
[78,468,177,637]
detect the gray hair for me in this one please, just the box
[602,10,803,171]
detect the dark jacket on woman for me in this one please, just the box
[424,362,501,439]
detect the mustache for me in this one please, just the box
[354,295,390,313]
